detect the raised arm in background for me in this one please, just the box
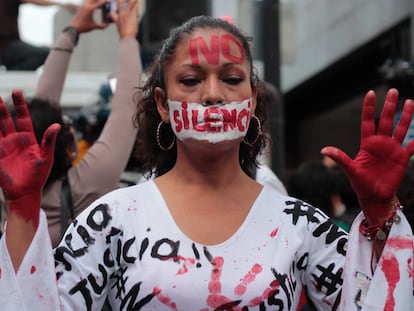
[34,0,106,102]
[1,0,142,247]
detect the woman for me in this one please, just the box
[0,0,142,247]
[0,15,413,310]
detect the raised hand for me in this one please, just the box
[322,88,414,226]
[70,0,108,33]
[111,0,140,40]
[0,90,60,228]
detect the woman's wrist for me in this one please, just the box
[63,25,80,46]
[5,208,39,272]
[360,197,399,226]
[359,198,402,241]
[6,194,42,229]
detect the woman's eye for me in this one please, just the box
[180,78,200,86]
[223,77,243,85]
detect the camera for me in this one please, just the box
[102,1,127,23]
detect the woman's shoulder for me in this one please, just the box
[75,179,156,220]
[101,179,155,204]
[260,186,342,230]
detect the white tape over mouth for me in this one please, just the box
[167,98,252,143]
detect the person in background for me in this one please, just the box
[287,159,350,232]
[0,0,78,71]
[0,0,142,247]
[323,155,360,228]
[0,15,413,310]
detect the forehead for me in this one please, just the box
[171,27,247,66]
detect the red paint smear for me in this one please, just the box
[153,287,177,311]
[408,258,414,280]
[0,267,2,280]
[30,265,36,274]
[175,255,196,275]
[247,278,280,307]
[270,228,279,238]
[206,257,271,310]
[386,236,413,251]
[207,257,236,309]
[207,294,233,309]
[208,257,224,296]
[160,254,196,275]
[234,264,263,296]
[322,297,333,307]
[235,284,247,296]
[176,264,188,275]
[380,252,400,311]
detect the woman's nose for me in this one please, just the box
[201,76,224,106]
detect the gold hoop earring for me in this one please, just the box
[157,121,175,151]
[243,115,262,146]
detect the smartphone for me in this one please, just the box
[102,1,129,23]
[102,1,117,23]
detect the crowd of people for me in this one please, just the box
[0,0,78,71]
[0,0,413,310]
[0,0,141,247]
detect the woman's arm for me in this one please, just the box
[322,89,414,309]
[0,91,60,271]
[322,89,414,258]
[69,0,142,212]
[34,0,107,104]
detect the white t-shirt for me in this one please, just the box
[1,180,413,310]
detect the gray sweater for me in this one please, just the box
[34,32,141,247]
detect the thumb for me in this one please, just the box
[40,123,61,161]
[321,146,353,174]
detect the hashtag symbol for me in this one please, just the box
[110,266,129,299]
[284,200,320,225]
[311,263,343,296]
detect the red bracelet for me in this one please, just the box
[359,201,402,241]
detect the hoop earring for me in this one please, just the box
[157,121,175,151]
[243,115,262,146]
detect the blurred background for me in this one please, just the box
[1,0,414,181]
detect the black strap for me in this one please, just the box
[60,174,74,238]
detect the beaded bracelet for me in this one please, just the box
[359,201,402,241]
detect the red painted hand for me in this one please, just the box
[0,90,60,228]
[322,88,414,225]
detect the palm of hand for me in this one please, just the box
[322,89,414,223]
[347,135,409,204]
[0,132,48,200]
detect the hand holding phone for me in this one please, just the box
[102,0,128,23]
[102,1,115,23]
[101,0,139,40]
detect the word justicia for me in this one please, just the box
[167,99,252,143]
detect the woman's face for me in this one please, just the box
[156,27,257,145]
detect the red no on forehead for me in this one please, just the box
[189,34,245,65]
